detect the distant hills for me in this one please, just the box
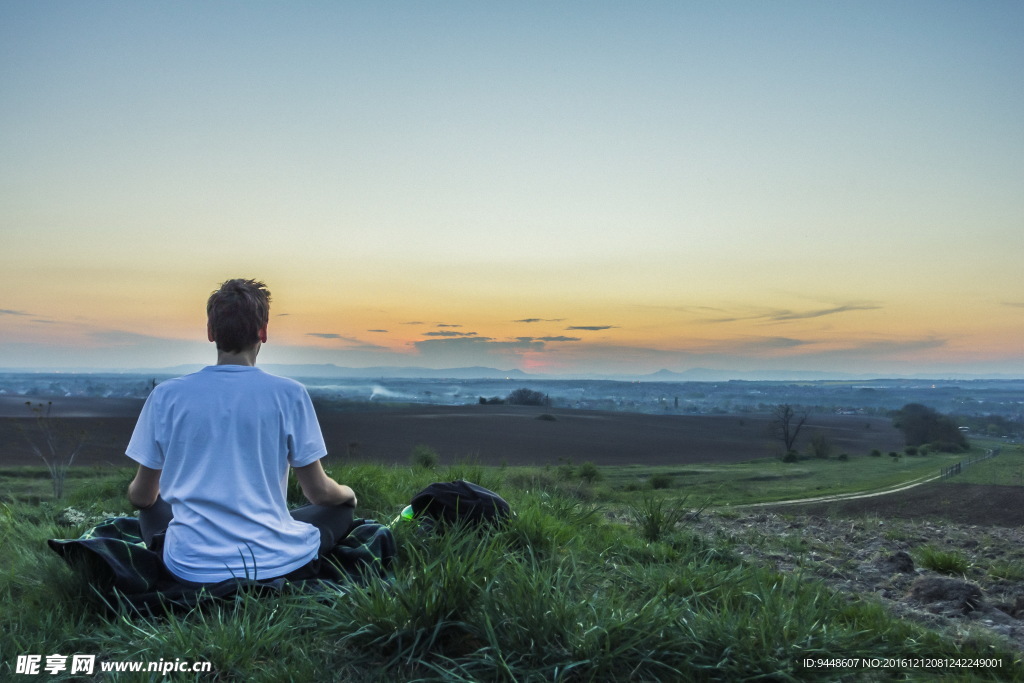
[0,363,1019,382]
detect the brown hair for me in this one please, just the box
[206,279,271,353]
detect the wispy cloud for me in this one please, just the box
[367,329,388,333]
[436,323,462,328]
[695,336,812,355]
[769,305,882,321]
[514,318,565,323]
[516,336,581,343]
[305,332,389,351]
[1002,301,1024,308]
[1,309,30,316]
[701,303,881,324]
[829,337,947,356]
[413,336,545,366]
[423,330,478,337]
[566,325,617,331]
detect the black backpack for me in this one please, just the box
[409,480,511,528]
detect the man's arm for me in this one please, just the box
[293,460,357,507]
[128,465,162,509]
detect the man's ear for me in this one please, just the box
[258,325,268,344]
[207,322,215,343]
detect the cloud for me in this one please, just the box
[709,336,812,354]
[1,309,30,316]
[402,321,425,325]
[413,336,544,365]
[436,323,462,328]
[306,332,376,342]
[423,330,478,337]
[367,329,388,333]
[827,337,947,357]
[566,325,617,331]
[768,304,882,321]
[340,342,391,352]
[518,336,581,343]
[700,303,881,324]
[306,333,388,351]
[514,318,565,323]
[1002,302,1024,308]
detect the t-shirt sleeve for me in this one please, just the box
[125,391,166,470]
[287,388,328,468]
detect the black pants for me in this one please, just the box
[138,496,355,556]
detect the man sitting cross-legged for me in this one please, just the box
[126,278,357,584]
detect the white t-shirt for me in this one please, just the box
[126,365,328,583]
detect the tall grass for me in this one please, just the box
[2,464,1022,681]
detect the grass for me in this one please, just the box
[582,449,970,507]
[916,545,972,575]
[940,441,1024,486]
[3,459,1023,681]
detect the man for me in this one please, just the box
[126,278,356,584]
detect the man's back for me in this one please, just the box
[127,366,328,582]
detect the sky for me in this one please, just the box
[1,1,1022,378]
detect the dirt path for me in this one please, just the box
[738,472,943,508]
[737,449,994,509]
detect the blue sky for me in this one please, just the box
[1,2,1022,377]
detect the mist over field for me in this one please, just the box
[1,371,1021,421]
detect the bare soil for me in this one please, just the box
[0,399,903,469]
[694,497,1024,659]
[783,481,1024,528]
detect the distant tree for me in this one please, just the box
[808,432,832,459]
[771,404,810,454]
[506,388,550,407]
[20,401,87,499]
[892,404,968,452]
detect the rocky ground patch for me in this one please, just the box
[689,506,1024,658]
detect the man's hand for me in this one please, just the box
[294,460,357,507]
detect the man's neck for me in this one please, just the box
[215,343,260,366]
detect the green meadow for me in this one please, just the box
[2,443,1022,681]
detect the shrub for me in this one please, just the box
[904,446,918,456]
[578,461,601,483]
[648,473,673,489]
[536,413,557,421]
[870,449,882,457]
[411,444,439,469]
[556,457,574,481]
[838,453,849,461]
[628,494,691,542]
[782,450,799,463]
[506,388,550,406]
